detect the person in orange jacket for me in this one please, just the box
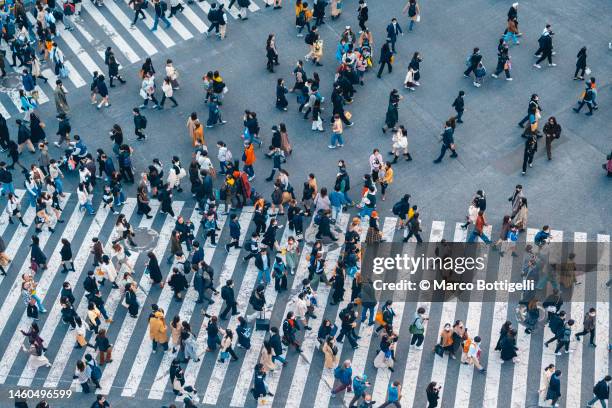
[242,141,256,181]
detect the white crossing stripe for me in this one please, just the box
[70,17,108,63]
[0,100,11,119]
[205,221,292,405]
[105,0,158,57]
[402,223,446,408]
[96,203,180,395]
[122,209,224,397]
[81,2,140,63]
[17,203,111,387]
[0,194,72,363]
[126,1,176,49]
[42,70,58,90]
[565,231,587,408]
[0,201,93,384]
[595,234,610,383]
[56,24,103,75]
[43,200,138,388]
[181,6,208,33]
[228,221,296,407]
[165,10,194,40]
[341,218,397,407]
[511,228,538,408]
[0,205,38,285]
[281,214,351,408]
[180,209,255,401]
[312,220,371,408]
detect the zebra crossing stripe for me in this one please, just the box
[70,16,108,63]
[43,200,138,388]
[125,1,177,49]
[56,24,103,75]
[341,218,397,406]
[370,220,434,404]
[0,194,71,345]
[0,200,81,383]
[104,0,158,57]
[81,2,140,64]
[279,214,351,408]
[180,208,254,401]
[313,220,370,408]
[427,222,464,404]
[511,228,538,408]
[180,6,209,33]
[42,70,58,90]
[0,101,11,119]
[401,223,445,408]
[96,202,181,395]
[145,207,212,398]
[537,230,564,403]
[164,10,194,40]
[565,231,587,407]
[229,220,298,407]
[595,234,610,383]
[17,202,110,387]
[204,221,292,405]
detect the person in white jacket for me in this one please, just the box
[216,141,232,174]
[99,254,118,288]
[160,77,178,108]
[77,182,95,215]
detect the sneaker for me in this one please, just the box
[491,73,498,78]
[328,145,336,149]
[549,63,557,67]
[533,64,541,69]
[554,352,562,356]
[506,77,513,81]
[473,82,481,88]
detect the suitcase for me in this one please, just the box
[255,318,270,331]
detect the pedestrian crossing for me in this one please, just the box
[0,196,609,407]
[0,0,270,119]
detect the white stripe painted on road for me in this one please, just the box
[17,202,110,387]
[43,200,138,388]
[565,231,587,408]
[181,6,208,33]
[511,228,537,408]
[96,203,182,395]
[0,100,11,119]
[42,70,58,90]
[81,2,140,64]
[595,234,609,384]
[0,197,70,345]
[228,221,296,407]
[206,221,291,406]
[401,224,446,408]
[105,0,158,57]
[280,214,351,408]
[126,2,176,49]
[56,24,103,75]
[70,17,107,63]
[313,220,370,408]
[0,190,25,231]
[180,209,254,402]
[167,12,194,40]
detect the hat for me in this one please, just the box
[512,2,518,7]
[345,25,351,30]
[371,211,378,218]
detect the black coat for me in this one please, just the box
[168,272,188,293]
[30,244,47,265]
[546,373,561,400]
[576,49,587,68]
[148,258,163,283]
[221,285,236,305]
[379,43,393,64]
[60,243,72,261]
[593,379,610,399]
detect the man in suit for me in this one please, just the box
[386,18,403,53]
[433,120,458,163]
[219,279,238,320]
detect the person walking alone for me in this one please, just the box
[433,120,457,163]
[542,116,561,160]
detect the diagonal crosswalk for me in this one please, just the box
[0,196,608,406]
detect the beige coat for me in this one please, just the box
[322,341,339,368]
[260,347,276,372]
[149,311,169,343]
[186,117,197,143]
[170,322,182,347]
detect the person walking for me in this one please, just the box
[452,90,465,123]
[542,116,561,160]
[385,18,402,54]
[377,39,393,78]
[331,360,352,397]
[54,80,70,118]
[533,24,556,68]
[403,0,420,31]
[433,120,457,163]
[467,210,492,244]
[149,308,169,352]
[379,381,402,408]
[575,308,597,347]
[521,134,537,175]
[464,47,482,82]
[426,382,441,408]
[160,77,178,108]
[517,94,542,129]
[491,41,512,81]
[574,46,587,80]
[266,34,279,73]
[152,0,171,31]
[546,369,562,407]
[409,306,427,348]
[587,375,611,408]
[553,319,574,355]
[573,80,596,116]
[133,108,148,141]
[94,329,112,365]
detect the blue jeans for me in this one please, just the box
[359,206,374,219]
[80,202,96,215]
[587,396,607,408]
[330,132,344,147]
[409,19,415,31]
[503,31,519,44]
[467,230,491,244]
[343,191,352,204]
[1,182,15,195]
[257,268,271,285]
[114,192,125,207]
[361,305,375,324]
[243,164,254,178]
[54,177,63,194]
[244,130,262,147]
[27,191,37,207]
[152,13,171,30]
[331,205,342,222]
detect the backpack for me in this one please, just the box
[161,0,168,11]
[313,209,324,225]
[89,363,102,381]
[391,201,403,216]
[408,3,416,16]
[465,55,472,67]
[63,3,75,15]
[408,317,424,335]
[305,32,316,45]
[207,9,217,22]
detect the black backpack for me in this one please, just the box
[305,32,316,45]
[392,201,403,216]
[161,0,168,12]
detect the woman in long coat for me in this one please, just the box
[500,329,518,362]
[125,283,139,318]
[321,336,339,369]
[146,252,163,287]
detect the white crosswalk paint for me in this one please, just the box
[180,6,208,33]
[511,228,537,408]
[402,224,446,408]
[96,203,182,395]
[205,221,291,405]
[313,220,369,408]
[43,200,138,388]
[81,2,140,63]
[56,24,103,75]
[0,196,70,341]
[481,241,514,407]
[0,201,80,383]
[229,221,298,407]
[145,208,220,398]
[427,223,464,404]
[104,0,158,57]
[0,189,25,228]
[341,218,397,406]
[595,234,609,383]
[453,225,493,408]
[17,202,110,387]
[0,101,11,119]
[127,1,177,49]
[63,61,87,89]
[163,9,193,40]
[181,209,254,400]
[370,221,434,404]
[565,231,587,408]
[42,70,58,90]
[280,214,351,408]
[70,17,108,62]
[537,230,563,404]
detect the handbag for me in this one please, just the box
[434,343,444,357]
[585,67,591,75]
[374,311,385,325]
[344,111,352,120]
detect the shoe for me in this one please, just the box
[506,77,513,81]
[328,145,335,149]
[549,63,557,67]
[521,171,526,175]
[554,352,562,356]
[586,112,593,116]
[573,108,580,113]
[533,64,541,69]
[491,74,498,78]
[473,82,481,88]
[529,163,532,168]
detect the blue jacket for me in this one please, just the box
[22,73,36,92]
[386,22,402,40]
[329,191,348,208]
[229,220,241,239]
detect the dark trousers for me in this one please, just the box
[435,144,457,162]
[410,333,424,346]
[220,301,237,319]
[464,64,477,77]
[575,100,593,113]
[518,114,530,128]
[522,150,535,172]
[120,166,135,183]
[336,327,358,347]
[207,22,220,33]
[536,50,552,65]
[160,95,178,107]
[377,61,392,77]
[132,8,145,24]
[576,328,595,345]
[574,66,586,78]
[494,61,511,78]
[379,401,401,408]
[554,340,569,353]
[358,19,367,32]
[456,109,464,122]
